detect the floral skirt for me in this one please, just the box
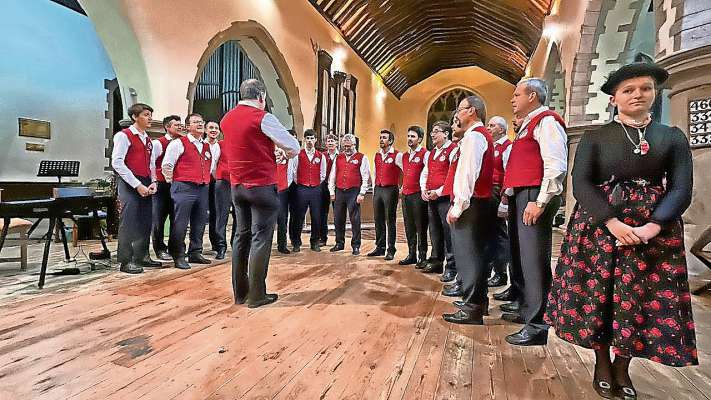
[545,180,698,366]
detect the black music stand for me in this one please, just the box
[37,160,80,183]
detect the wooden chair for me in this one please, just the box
[0,218,32,270]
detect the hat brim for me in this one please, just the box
[601,62,669,95]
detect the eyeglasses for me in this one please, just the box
[454,105,472,113]
[430,129,444,134]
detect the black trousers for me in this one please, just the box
[276,189,289,249]
[318,180,331,243]
[452,198,493,308]
[428,196,455,272]
[334,187,361,249]
[209,179,232,251]
[231,184,280,303]
[117,177,152,264]
[290,184,322,247]
[508,187,561,334]
[402,192,428,260]
[151,181,172,254]
[168,181,209,258]
[373,185,399,254]
[486,188,511,277]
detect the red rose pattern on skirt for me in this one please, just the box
[545,180,698,367]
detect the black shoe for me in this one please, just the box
[352,247,360,255]
[500,301,520,313]
[453,300,489,316]
[119,262,143,274]
[505,328,548,346]
[155,250,172,261]
[367,248,385,257]
[501,312,524,324]
[278,247,291,254]
[442,284,463,297]
[442,309,483,325]
[215,248,227,260]
[384,252,395,261]
[173,258,191,270]
[593,374,616,399]
[330,244,344,252]
[614,383,637,400]
[398,255,417,265]
[247,293,278,308]
[487,273,508,287]
[421,262,443,274]
[140,257,162,268]
[415,260,428,269]
[319,240,327,247]
[292,245,301,253]
[188,254,211,264]
[310,244,321,252]
[493,287,518,302]
[440,270,456,282]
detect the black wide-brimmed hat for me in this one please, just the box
[601,62,669,95]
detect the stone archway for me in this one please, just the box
[543,43,566,118]
[425,86,478,148]
[187,20,305,137]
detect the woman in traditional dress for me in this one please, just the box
[545,62,697,400]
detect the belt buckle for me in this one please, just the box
[632,178,649,186]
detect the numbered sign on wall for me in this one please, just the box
[689,98,711,148]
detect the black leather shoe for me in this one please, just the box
[487,273,508,287]
[278,247,291,254]
[330,245,344,252]
[310,244,321,252]
[593,374,616,399]
[292,245,301,253]
[500,301,520,313]
[384,252,395,261]
[215,248,227,260]
[421,262,443,274]
[453,300,490,316]
[501,312,524,324]
[173,258,191,270]
[493,287,518,302]
[440,270,457,282]
[119,262,144,274]
[140,258,162,268]
[155,250,172,261]
[442,284,463,297]
[415,260,428,269]
[188,254,211,264]
[247,293,278,308]
[319,239,327,246]
[367,248,385,257]
[442,309,483,325]
[614,383,637,400]
[505,328,548,346]
[352,247,360,255]
[398,255,417,265]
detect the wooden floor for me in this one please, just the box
[0,234,710,400]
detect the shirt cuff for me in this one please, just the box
[435,187,443,197]
[450,199,468,218]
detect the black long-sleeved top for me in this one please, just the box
[572,121,693,226]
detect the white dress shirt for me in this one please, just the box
[207,140,221,179]
[515,105,568,204]
[238,99,300,158]
[111,125,156,188]
[161,134,217,183]
[419,140,455,196]
[379,146,404,170]
[150,133,174,161]
[494,136,512,170]
[328,153,371,196]
[450,122,489,218]
[293,148,327,183]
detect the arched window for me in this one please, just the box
[426,88,474,148]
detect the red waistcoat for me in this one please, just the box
[173,136,212,184]
[296,149,323,187]
[503,110,566,189]
[215,140,230,181]
[401,147,427,195]
[426,142,457,191]
[276,162,289,192]
[220,105,275,188]
[374,149,401,187]
[118,128,152,179]
[442,126,495,199]
[492,138,511,187]
[335,152,364,190]
[154,135,171,182]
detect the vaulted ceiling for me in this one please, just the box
[309,0,552,97]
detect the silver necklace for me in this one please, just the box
[617,120,650,155]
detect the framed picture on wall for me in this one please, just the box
[18,117,51,139]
